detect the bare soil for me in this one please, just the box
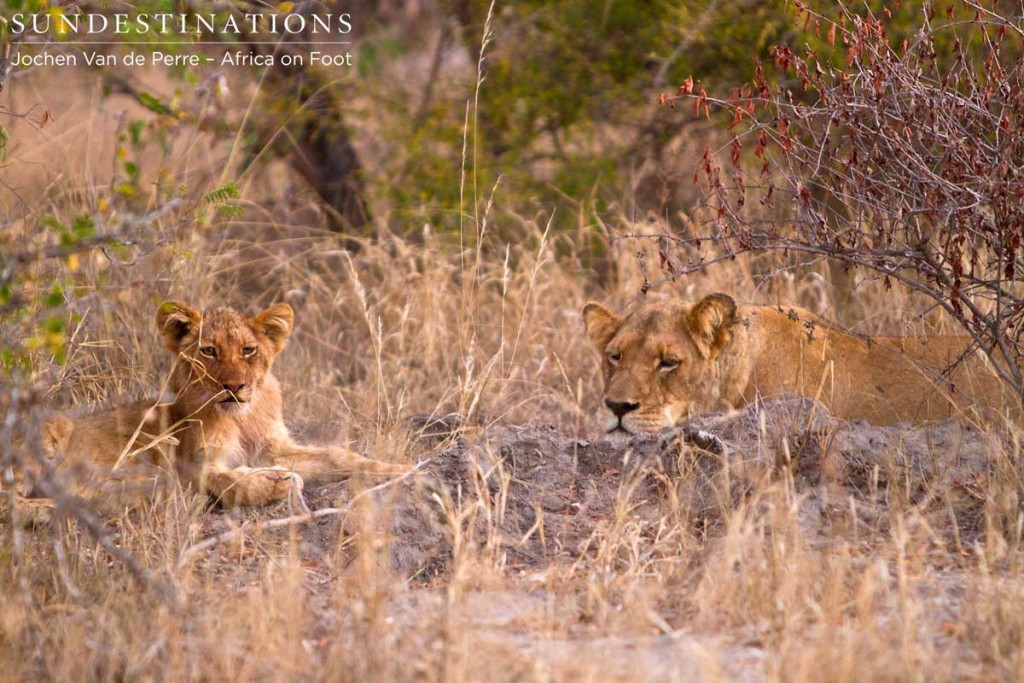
[184,397,998,680]
[376,396,993,575]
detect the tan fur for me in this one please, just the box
[583,293,1017,434]
[30,301,408,513]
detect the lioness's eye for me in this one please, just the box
[199,346,217,358]
[659,358,681,372]
[606,351,621,366]
[242,346,257,358]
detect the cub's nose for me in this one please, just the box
[605,400,640,418]
[223,383,246,394]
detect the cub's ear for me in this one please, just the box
[582,302,621,350]
[251,303,294,353]
[156,301,201,353]
[687,293,737,359]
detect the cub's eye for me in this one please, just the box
[606,351,621,366]
[658,357,681,372]
[242,345,257,358]
[199,346,217,358]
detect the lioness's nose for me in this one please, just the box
[605,400,640,418]
[223,383,246,394]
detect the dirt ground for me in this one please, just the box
[183,396,998,680]
[283,396,992,575]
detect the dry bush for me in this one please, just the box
[4,29,1024,683]
[6,203,1024,679]
[671,0,1024,399]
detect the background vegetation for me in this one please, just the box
[2,1,1024,679]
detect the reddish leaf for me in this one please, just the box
[755,130,768,158]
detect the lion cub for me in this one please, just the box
[36,301,408,511]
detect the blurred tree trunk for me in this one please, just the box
[241,8,371,233]
[262,63,371,232]
[444,0,484,66]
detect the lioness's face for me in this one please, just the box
[582,294,738,435]
[157,301,294,414]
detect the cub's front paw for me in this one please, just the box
[258,468,305,499]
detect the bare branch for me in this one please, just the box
[174,459,430,569]
[664,1,1024,402]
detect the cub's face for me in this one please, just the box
[581,294,738,435]
[157,301,294,414]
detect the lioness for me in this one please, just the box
[32,301,408,511]
[583,293,1014,433]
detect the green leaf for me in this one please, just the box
[128,120,145,147]
[136,92,173,116]
[42,314,65,332]
[215,204,245,218]
[204,181,239,205]
[42,216,64,232]
[43,283,64,308]
[115,182,137,198]
[72,215,95,239]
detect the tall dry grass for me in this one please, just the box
[5,190,1024,679]
[3,40,1024,683]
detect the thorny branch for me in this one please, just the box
[662,0,1024,402]
[2,390,181,607]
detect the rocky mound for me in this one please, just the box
[377,396,996,576]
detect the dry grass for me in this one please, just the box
[3,56,1024,683]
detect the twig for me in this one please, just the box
[29,469,181,607]
[174,459,430,568]
[2,387,181,607]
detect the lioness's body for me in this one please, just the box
[724,305,1003,424]
[33,301,407,513]
[583,294,1014,434]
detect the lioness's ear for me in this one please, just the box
[252,303,294,352]
[687,293,737,358]
[582,302,621,350]
[156,301,201,353]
